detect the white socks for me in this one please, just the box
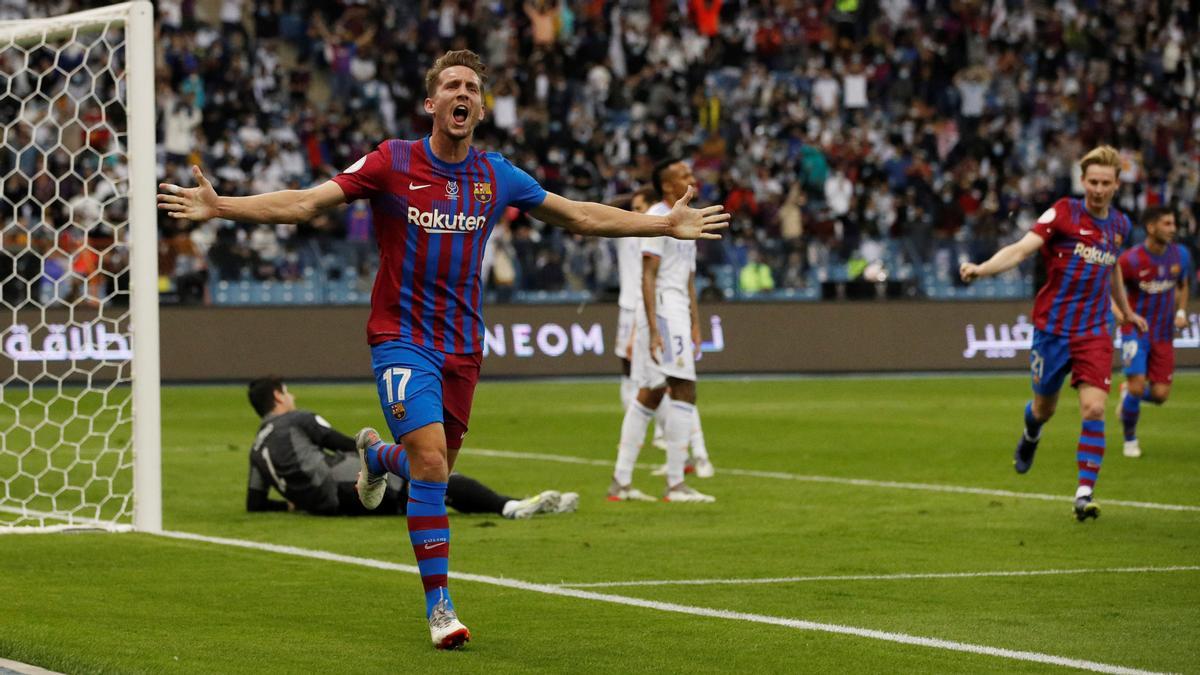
[615,401,656,486]
[653,393,668,443]
[665,400,695,486]
[689,408,708,461]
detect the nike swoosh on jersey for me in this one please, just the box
[1079,229,1093,235]
[410,183,431,190]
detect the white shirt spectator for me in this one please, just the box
[812,74,840,113]
[493,92,518,131]
[249,224,282,262]
[843,72,868,109]
[824,171,853,216]
[220,0,242,25]
[164,101,201,157]
[159,0,182,30]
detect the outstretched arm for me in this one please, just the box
[158,165,348,224]
[960,231,1045,282]
[530,187,729,240]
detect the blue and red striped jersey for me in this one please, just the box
[1029,198,1132,337]
[1119,243,1191,343]
[332,137,547,353]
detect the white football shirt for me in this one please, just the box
[640,201,695,311]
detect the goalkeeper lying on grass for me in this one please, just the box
[245,376,578,519]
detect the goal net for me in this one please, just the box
[0,2,159,532]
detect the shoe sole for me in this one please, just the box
[435,628,471,650]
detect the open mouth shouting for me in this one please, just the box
[451,104,470,126]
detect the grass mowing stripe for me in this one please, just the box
[557,566,1200,588]
[155,529,1164,675]
[461,448,1200,513]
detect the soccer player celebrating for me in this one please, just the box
[1115,206,1191,458]
[960,145,1147,521]
[158,50,728,649]
[609,158,716,504]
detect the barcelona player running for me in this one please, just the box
[960,146,1147,521]
[158,50,729,649]
[1115,207,1191,458]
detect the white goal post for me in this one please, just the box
[0,1,159,532]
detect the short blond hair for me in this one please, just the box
[424,50,489,97]
[1080,145,1121,178]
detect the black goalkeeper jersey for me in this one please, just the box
[246,410,356,513]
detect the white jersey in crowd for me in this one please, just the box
[641,201,695,311]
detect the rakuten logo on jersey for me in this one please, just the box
[407,206,486,234]
[1072,243,1117,266]
[1138,279,1176,294]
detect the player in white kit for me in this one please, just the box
[609,159,715,503]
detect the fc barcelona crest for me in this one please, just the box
[473,182,492,203]
[1114,234,1123,246]
[390,402,406,421]
[1170,264,1181,276]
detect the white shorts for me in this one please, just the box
[630,305,695,388]
[613,306,636,360]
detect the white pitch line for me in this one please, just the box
[155,529,1163,675]
[462,448,1200,513]
[557,565,1200,589]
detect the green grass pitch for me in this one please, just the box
[2,373,1198,674]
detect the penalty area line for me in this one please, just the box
[461,448,1200,513]
[156,529,1161,675]
[556,565,1200,589]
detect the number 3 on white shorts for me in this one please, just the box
[382,367,412,404]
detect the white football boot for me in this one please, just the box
[693,457,715,478]
[505,490,561,519]
[1122,439,1142,458]
[663,483,716,503]
[606,479,657,502]
[428,597,470,650]
[354,427,388,510]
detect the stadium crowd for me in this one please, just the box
[2,0,1198,306]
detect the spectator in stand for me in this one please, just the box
[739,247,775,296]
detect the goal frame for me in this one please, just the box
[0,1,160,532]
